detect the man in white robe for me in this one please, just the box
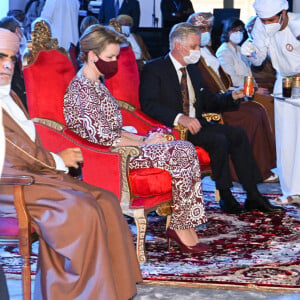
[40,0,79,49]
[241,0,300,94]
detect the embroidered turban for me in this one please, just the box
[187,12,214,27]
[253,0,289,18]
[0,28,19,53]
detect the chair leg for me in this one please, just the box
[215,189,220,202]
[165,215,171,229]
[22,256,31,300]
[133,209,147,263]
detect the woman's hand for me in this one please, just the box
[143,132,169,145]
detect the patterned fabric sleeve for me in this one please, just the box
[64,75,122,146]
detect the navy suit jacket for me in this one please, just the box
[139,55,239,128]
[98,0,140,32]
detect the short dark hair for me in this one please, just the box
[80,16,99,35]
[0,16,21,33]
[7,9,25,23]
[220,18,245,43]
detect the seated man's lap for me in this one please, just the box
[188,123,248,153]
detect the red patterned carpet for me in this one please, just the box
[1,191,300,292]
[127,191,300,292]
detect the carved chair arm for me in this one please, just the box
[0,175,34,186]
[202,113,222,123]
[173,124,188,140]
[117,99,136,112]
[32,117,65,131]
[111,146,141,214]
[174,113,222,141]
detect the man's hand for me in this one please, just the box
[178,115,201,135]
[57,148,83,168]
[232,87,244,100]
[256,87,270,96]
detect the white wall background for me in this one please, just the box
[294,1,300,13]
[0,1,9,19]
[139,0,162,27]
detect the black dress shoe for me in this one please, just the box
[244,195,285,213]
[219,195,245,214]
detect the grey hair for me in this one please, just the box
[169,22,201,50]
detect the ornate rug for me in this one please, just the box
[1,190,300,292]
[128,191,300,292]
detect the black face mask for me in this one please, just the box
[94,55,118,78]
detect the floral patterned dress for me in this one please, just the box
[64,73,207,230]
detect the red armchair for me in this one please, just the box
[22,20,174,262]
[105,45,213,175]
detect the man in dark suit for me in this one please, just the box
[98,0,140,32]
[140,22,283,214]
[161,0,194,29]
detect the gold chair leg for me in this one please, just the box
[133,209,147,263]
[215,189,220,202]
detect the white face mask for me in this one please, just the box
[183,49,201,65]
[264,15,282,37]
[121,25,131,37]
[200,32,211,47]
[229,31,244,44]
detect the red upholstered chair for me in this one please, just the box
[105,45,213,176]
[22,20,175,262]
[0,175,37,300]
[67,43,79,72]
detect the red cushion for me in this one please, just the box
[129,168,172,209]
[196,147,210,165]
[0,217,34,236]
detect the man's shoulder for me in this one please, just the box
[144,56,169,70]
[288,12,300,37]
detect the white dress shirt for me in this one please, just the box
[169,53,196,125]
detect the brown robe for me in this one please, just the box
[0,92,142,300]
[197,51,276,181]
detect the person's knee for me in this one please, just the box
[96,189,122,215]
[232,126,248,140]
[171,140,198,160]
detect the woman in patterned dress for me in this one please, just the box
[64,24,208,253]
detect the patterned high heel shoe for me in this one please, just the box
[166,228,209,253]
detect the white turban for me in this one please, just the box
[0,28,20,53]
[253,0,289,18]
